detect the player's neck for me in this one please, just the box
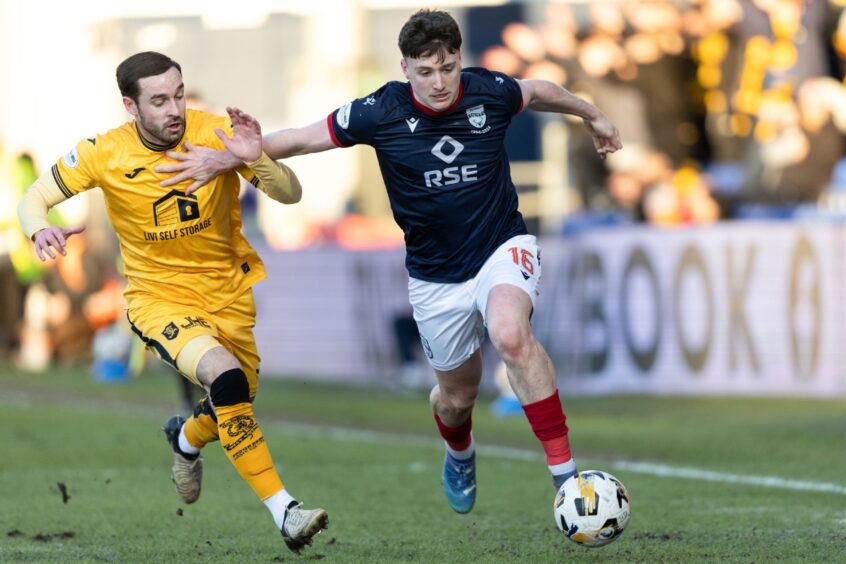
[408,83,464,115]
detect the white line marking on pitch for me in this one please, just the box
[4,390,843,496]
[272,421,846,496]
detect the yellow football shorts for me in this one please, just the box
[126,288,260,397]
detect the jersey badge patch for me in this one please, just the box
[466,105,486,129]
[162,322,179,340]
[406,117,419,133]
[337,103,352,129]
[62,147,79,169]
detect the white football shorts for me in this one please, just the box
[408,234,541,371]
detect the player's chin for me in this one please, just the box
[160,126,184,143]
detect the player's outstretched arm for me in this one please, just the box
[157,108,334,194]
[517,79,622,160]
[18,179,85,261]
[262,119,336,160]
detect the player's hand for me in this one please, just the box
[584,114,622,160]
[215,106,262,164]
[155,142,240,195]
[32,225,86,261]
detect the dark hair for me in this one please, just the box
[398,9,462,60]
[116,52,182,100]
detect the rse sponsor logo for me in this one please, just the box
[162,322,180,340]
[430,135,463,164]
[363,96,376,106]
[425,135,478,188]
[424,165,478,188]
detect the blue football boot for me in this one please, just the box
[442,452,476,513]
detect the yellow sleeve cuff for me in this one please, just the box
[245,152,302,205]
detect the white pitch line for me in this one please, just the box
[4,390,844,496]
[610,461,846,495]
[269,420,846,496]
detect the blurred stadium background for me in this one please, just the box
[2,1,846,561]
[6,0,846,394]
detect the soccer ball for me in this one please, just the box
[554,470,631,547]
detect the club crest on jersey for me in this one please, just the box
[466,105,486,128]
[62,147,79,169]
[162,322,179,341]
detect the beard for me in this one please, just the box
[138,112,184,146]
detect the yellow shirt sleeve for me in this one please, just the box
[51,137,101,197]
[17,171,69,239]
[241,153,302,204]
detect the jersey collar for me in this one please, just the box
[408,82,464,116]
[134,122,183,152]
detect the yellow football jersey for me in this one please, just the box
[52,109,266,312]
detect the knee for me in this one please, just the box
[209,368,250,407]
[436,384,479,413]
[488,321,531,365]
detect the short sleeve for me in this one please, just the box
[51,137,101,198]
[488,70,524,115]
[326,88,387,148]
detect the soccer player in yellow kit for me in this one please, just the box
[17,51,328,554]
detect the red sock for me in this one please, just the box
[434,413,473,451]
[522,390,571,465]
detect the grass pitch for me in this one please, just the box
[1,363,845,562]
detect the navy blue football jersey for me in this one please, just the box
[328,67,528,283]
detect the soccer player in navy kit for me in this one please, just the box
[159,9,621,514]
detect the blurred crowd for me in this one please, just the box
[0,149,129,370]
[482,0,846,226]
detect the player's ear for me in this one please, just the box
[122,96,139,118]
[400,58,409,79]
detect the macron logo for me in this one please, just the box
[406,117,419,133]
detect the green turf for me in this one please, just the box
[1,363,845,562]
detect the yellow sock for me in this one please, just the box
[182,397,220,449]
[215,402,284,499]
[183,412,219,449]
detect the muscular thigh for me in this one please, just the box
[408,277,484,372]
